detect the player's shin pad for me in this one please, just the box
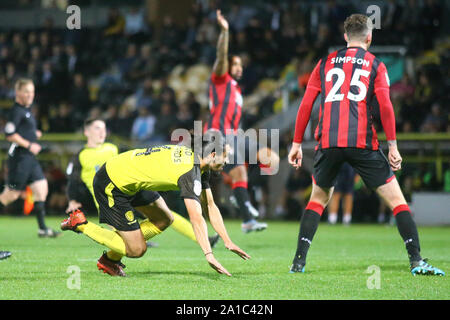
[140,219,162,240]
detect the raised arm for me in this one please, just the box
[184,198,231,276]
[212,10,229,77]
[201,189,250,260]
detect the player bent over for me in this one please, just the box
[66,118,219,249]
[288,14,444,276]
[61,140,250,276]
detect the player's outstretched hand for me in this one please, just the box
[225,242,251,260]
[388,147,402,171]
[216,10,229,30]
[206,253,232,276]
[288,143,302,169]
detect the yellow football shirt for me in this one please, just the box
[67,142,119,204]
[105,145,207,202]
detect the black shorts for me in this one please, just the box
[93,165,160,231]
[7,152,45,191]
[334,162,356,193]
[223,134,260,173]
[312,148,394,190]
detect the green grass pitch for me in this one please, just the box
[0,216,448,300]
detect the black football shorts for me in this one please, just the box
[312,147,394,190]
[93,165,160,231]
[7,153,45,191]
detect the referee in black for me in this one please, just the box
[0,78,60,238]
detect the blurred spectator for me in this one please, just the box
[39,32,51,57]
[421,103,447,133]
[0,75,14,99]
[183,16,198,50]
[117,43,137,79]
[49,44,64,71]
[176,102,194,131]
[11,32,27,67]
[135,77,157,112]
[127,43,156,83]
[48,102,75,132]
[185,91,201,120]
[5,62,17,83]
[65,44,79,75]
[124,7,147,43]
[160,16,182,49]
[131,107,156,142]
[29,46,42,70]
[70,73,91,115]
[413,70,441,128]
[104,7,125,37]
[116,104,135,137]
[158,76,177,106]
[35,61,56,114]
[227,4,255,32]
[104,104,121,134]
[154,102,176,142]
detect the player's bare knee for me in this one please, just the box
[310,186,332,207]
[2,190,21,204]
[127,243,147,258]
[30,181,48,201]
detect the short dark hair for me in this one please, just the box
[344,14,372,42]
[83,117,104,129]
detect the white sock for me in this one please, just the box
[328,212,338,224]
[343,214,352,224]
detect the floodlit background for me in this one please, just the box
[0,0,448,225]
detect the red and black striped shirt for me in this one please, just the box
[293,47,396,150]
[204,72,243,135]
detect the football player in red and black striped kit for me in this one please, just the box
[288,14,444,276]
[205,10,279,233]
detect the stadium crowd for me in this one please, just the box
[0,0,448,218]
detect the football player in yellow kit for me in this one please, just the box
[62,133,250,276]
[65,118,219,249]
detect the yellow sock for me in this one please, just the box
[140,219,162,240]
[105,219,162,261]
[106,250,123,262]
[171,211,196,242]
[77,222,127,256]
